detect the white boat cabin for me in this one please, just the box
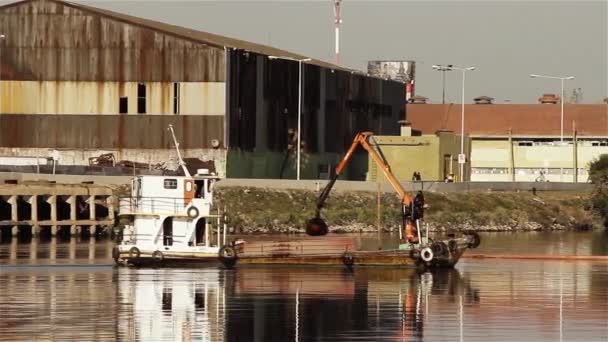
[117,168,225,258]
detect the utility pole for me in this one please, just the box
[333,0,342,65]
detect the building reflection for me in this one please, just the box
[0,236,114,264]
[223,267,479,341]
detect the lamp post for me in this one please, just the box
[432,64,452,104]
[268,55,312,180]
[529,74,575,143]
[433,65,475,182]
[0,34,5,113]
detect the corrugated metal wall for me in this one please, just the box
[0,114,224,149]
[1,81,226,115]
[0,0,225,82]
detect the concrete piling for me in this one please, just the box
[0,182,115,239]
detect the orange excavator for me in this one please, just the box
[306,132,420,243]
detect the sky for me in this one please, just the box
[3,0,608,103]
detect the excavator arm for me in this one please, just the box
[306,132,415,237]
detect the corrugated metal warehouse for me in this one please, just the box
[0,0,406,179]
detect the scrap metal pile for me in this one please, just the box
[88,153,166,170]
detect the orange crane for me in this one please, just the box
[306,132,419,243]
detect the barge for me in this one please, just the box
[114,129,480,270]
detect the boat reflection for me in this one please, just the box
[116,267,478,341]
[117,269,227,341]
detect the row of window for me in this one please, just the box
[119,83,181,115]
[472,168,589,175]
[516,141,608,146]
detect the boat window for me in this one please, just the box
[163,179,178,189]
[194,180,205,198]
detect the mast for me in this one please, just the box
[167,124,191,177]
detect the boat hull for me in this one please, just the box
[116,239,468,270]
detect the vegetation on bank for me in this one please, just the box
[215,187,596,234]
[589,154,608,228]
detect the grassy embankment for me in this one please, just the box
[215,187,597,234]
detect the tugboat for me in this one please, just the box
[113,125,226,266]
[219,132,480,271]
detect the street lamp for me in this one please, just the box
[529,74,575,143]
[0,34,5,113]
[431,64,453,104]
[433,65,475,182]
[268,55,312,180]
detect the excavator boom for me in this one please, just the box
[306,132,414,236]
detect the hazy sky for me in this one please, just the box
[4,0,608,103]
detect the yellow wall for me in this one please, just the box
[1,81,225,115]
[366,133,468,182]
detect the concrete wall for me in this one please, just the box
[2,81,225,115]
[0,148,227,178]
[471,139,608,182]
[0,172,590,193]
[217,179,592,193]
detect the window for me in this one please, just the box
[173,82,180,115]
[472,167,509,175]
[163,178,177,189]
[119,97,128,114]
[137,83,146,114]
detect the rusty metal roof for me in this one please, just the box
[407,104,608,138]
[0,0,352,72]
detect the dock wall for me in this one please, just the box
[0,182,115,238]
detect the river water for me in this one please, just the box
[1,231,607,341]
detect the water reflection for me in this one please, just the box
[0,236,114,265]
[1,231,606,266]
[3,262,606,341]
[1,232,607,341]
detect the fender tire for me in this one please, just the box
[187,206,200,219]
[342,252,355,267]
[219,245,237,269]
[129,246,141,259]
[420,247,434,263]
[448,240,458,254]
[112,246,120,263]
[431,241,449,258]
[152,250,164,262]
[465,231,481,249]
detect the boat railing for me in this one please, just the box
[119,196,191,215]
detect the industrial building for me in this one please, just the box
[0,0,405,180]
[407,98,608,182]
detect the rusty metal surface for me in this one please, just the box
[0,114,225,149]
[0,0,354,82]
[0,0,225,81]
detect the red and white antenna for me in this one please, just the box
[333,0,342,65]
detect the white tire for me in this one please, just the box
[420,247,434,262]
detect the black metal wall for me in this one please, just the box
[228,50,404,154]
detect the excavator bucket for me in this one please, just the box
[306,217,328,236]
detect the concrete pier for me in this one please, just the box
[0,181,115,238]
